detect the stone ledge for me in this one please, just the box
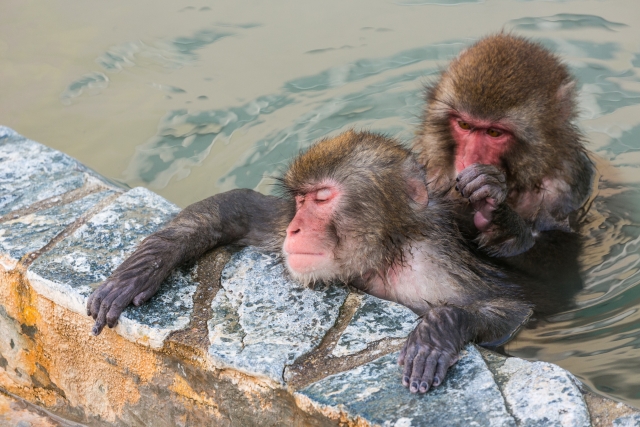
[0,125,635,426]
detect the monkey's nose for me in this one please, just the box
[287,227,301,236]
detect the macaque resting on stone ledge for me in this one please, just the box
[88,131,540,394]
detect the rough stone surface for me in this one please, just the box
[0,132,88,217]
[0,190,114,260]
[0,392,77,427]
[614,414,640,426]
[333,293,417,357]
[493,357,590,427]
[28,187,197,348]
[0,125,121,194]
[298,346,516,427]
[208,247,349,383]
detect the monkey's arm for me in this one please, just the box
[398,298,532,393]
[456,164,535,257]
[87,189,288,335]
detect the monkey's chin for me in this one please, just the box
[284,254,336,286]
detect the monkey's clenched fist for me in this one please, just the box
[398,307,468,393]
[456,163,507,232]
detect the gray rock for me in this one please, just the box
[333,293,417,357]
[614,414,640,427]
[0,132,90,216]
[28,187,196,348]
[298,345,516,427]
[0,125,17,139]
[493,357,590,427]
[208,247,349,383]
[0,190,115,260]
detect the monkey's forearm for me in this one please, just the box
[476,203,535,257]
[87,189,288,335]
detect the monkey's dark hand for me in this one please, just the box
[456,164,534,256]
[87,246,173,336]
[456,163,507,232]
[398,307,468,393]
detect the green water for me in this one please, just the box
[2,0,640,407]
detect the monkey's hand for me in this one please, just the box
[457,164,534,257]
[456,163,507,231]
[87,189,287,336]
[398,307,468,393]
[87,239,179,336]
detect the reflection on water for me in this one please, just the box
[510,14,627,32]
[123,41,462,191]
[2,0,640,408]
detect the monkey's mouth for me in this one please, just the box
[285,252,334,275]
[287,252,324,256]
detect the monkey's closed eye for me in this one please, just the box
[458,121,471,130]
[315,188,332,202]
[487,128,503,138]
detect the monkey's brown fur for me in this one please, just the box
[88,130,536,393]
[415,33,593,255]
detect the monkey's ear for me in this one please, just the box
[556,81,577,122]
[406,176,429,206]
[402,157,430,206]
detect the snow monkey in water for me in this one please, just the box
[89,131,536,394]
[415,33,594,258]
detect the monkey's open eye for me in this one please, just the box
[487,128,503,138]
[458,121,471,130]
[315,188,332,202]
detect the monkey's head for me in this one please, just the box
[280,130,430,286]
[420,33,583,191]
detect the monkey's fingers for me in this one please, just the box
[88,280,116,319]
[92,290,126,335]
[459,175,506,204]
[105,292,136,328]
[91,279,147,335]
[468,185,504,206]
[409,351,429,393]
[92,319,107,336]
[432,353,457,387]
[133,287,159,306]
[457,163,505,185]
[398,345,407,365]
[401,344,419,387]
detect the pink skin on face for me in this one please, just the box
[450,114,514,231]
[449,115,512,173]
[283,186,340,274]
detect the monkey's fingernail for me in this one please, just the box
[456,177,460,182]
[410,382,419,392]
[455,185,459,191]
[91,325,101,336]
[433,376,441,386]
[403,376,410,386]
[420,382,429,393]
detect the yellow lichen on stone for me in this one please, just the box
[0,265,165,423]
[170,373,215,407]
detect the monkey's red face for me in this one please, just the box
[449,114,513,173]
[283,184,341,283]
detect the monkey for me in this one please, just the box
[414,33,594,258]
[88,130,536,394]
